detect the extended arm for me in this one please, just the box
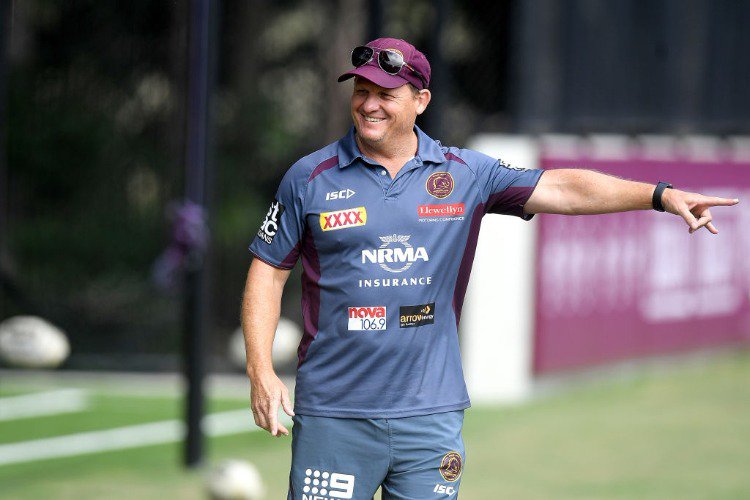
[524,169,739,234]
[241,258,295,436]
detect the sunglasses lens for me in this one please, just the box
[378,50,404,74]
[351,46,373,67]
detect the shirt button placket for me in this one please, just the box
[379,168,393,195]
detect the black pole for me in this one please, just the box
[423,0,449,140]
[367,0,384,40]
[0,0,9,270]
[183,0,214,468]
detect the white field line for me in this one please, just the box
[0,369,293,399]
[0,389,90,421]
[0,409,290,466]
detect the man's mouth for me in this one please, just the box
[363,116,385,123]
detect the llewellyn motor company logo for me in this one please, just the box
[361,234,429,272]
[417,202,465,223]
[425,172,454,199]
[319,206,367,231]
[399,302,435,328]
[439,451,463,482]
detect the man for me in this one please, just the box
[242,38,738,499]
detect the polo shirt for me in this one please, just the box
[249,126,543,418]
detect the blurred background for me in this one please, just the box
[1,1,749,499]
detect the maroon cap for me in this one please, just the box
[337,38,431,90]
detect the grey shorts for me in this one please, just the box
[287,410,465,499]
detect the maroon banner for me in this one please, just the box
[533,155,750,374]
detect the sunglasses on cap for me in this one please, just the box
[351,46,427,88]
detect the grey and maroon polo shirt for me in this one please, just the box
[249,126,543,418]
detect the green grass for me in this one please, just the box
[1,351,749,499]
[0,395,245,443]
[461,352,750,499]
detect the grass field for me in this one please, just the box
[1,350,749,499]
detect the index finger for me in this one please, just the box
[269,405,290,436]
[268,399,280,436]
[702,196,739,207]
[276,422,290,436]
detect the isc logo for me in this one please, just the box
[325,189,355,200]
[433,484,457,496]
[319,207,367,231]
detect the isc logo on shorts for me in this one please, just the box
[320,207,367,231]
[347,306,386,331]
[433,484,457,496]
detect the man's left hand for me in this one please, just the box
[661,189,739,234]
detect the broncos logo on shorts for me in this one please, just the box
[439,451,462,482]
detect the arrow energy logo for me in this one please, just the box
[399,302,435,327]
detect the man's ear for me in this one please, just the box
[416,89,432,115]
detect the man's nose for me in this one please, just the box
[361,94,381,113]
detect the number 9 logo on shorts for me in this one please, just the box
[303,468,355,499]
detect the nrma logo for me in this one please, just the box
[361,234,429,273]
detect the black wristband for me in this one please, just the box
[652,181,673,212]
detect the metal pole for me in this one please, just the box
[183,0,214,468]
[423,0,449,140]
[367,0,384,40]
[0,0,9,270]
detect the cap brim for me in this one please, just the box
[337,65,409,89]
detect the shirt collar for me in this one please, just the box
[337,125,446,168]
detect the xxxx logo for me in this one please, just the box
[320,207,367,231]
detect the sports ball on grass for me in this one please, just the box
[207,459,265,500]
[0,316,70,369]
[228,316,302,370]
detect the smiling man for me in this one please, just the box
[242,38,739,499]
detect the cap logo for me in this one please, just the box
[426,172,454,199]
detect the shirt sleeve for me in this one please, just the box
[476,156,544,220]
[248,165,307,269]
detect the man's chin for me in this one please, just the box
[356,128,385,144]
